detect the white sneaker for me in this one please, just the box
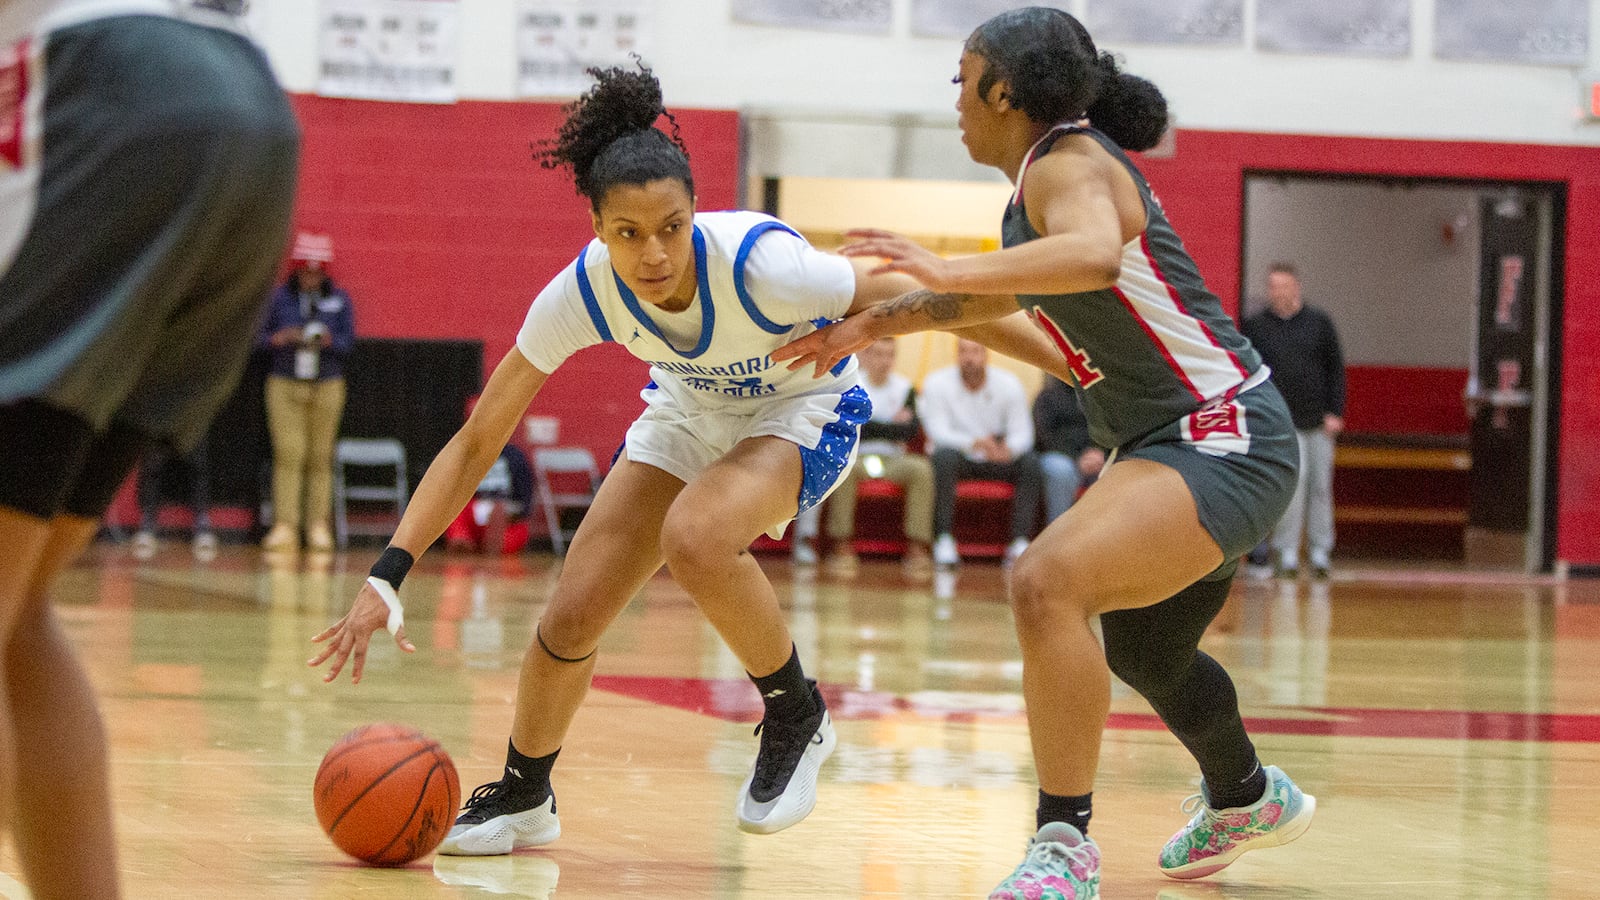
[1003,537,1030,567]
[932,533,960,567]
[192,531,219,562]
[131,529,158,560]
[438,787,561,856]
[735,703,836,834]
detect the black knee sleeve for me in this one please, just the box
[1102,576,1258,787]
[1103,577,1232,697]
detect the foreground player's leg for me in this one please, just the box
[990,460,1228,899]
[8,515,117,900]
[662,436,834,835]
[1102,579,1315,879]
[440,455,681,856]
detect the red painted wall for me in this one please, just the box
[1343,366,1469,436]
[288,98,1600,565]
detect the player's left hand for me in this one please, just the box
[841,228,956,292]
[773,313,879,378]
[308,580,415,684]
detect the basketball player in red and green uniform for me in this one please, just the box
[777,8,1316,899]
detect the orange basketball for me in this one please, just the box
[313,723,461,866]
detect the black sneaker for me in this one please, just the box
[735,686,837,834]
[437,779,561,856]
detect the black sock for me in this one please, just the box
[748,645,819,723]
[503,741,558,806]
[1205,760,1268,810]
[1037,789,1093,834]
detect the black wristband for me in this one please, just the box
[369,546,415,589]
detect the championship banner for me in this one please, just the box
[318,0,459,104]
[1083,0,1244,46]
[731,0,891,35]
[1256,0,1409,57]
[910,0,1069,39]
[517,0,651,98]
[1435,0,1586,65]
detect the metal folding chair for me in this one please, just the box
[333,438,409,549]
[533,447,602,555]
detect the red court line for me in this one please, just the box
[591,675,1600,744]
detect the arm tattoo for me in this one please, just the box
[869,289,970,323]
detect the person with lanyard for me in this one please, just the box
[775,9,1315,898]
[307,60,1073,854]
[259,232,356,553]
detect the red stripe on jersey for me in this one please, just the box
[1110,284,1204,402]
[1139,233,1251,382]
[0,39,30,170]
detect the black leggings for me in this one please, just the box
[1101,576,1259,791]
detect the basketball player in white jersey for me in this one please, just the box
[309,61,1072,853]
[0,2,297,896]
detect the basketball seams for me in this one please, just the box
[369,760,447,866]
[316,730,438,776]
[314,724,459,866]
[323,744,437,837]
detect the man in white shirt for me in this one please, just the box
[920,339,1043,567]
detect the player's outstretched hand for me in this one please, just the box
[840,228,955,291]
[773,313,878,378]
[308,580,415,684]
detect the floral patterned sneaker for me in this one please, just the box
[989,821,1101,900]
[1159,765,1315,879]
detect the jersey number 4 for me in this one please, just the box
[1030,309,1104,389]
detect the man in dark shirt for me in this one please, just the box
[1032,375,1105,522]
[1242,263,1345,578]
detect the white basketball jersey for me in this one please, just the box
[517,210,860,411]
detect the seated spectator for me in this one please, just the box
[793,337,934,581]
[1032,375,1105,523]
[921,339,1042,568]
[130,438,218,562]
[445,444,535,555]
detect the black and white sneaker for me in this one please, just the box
[437,780,561,856]
[735,690,837,834]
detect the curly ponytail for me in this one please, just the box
[536,58,693,208]
[1084,52,1168,152]
[966,7,1168,152]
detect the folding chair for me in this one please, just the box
[533,447,602,555]
[333,438,409,549]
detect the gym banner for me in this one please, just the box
[1256,0,1410,57]
[1435,0,1587,65]
[1466,195,1540,533]
[318,0,459,104]
[517,0,651,98]
[910,0,1069,39]
[1083,0,1243,46]
[731,0,891,35]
